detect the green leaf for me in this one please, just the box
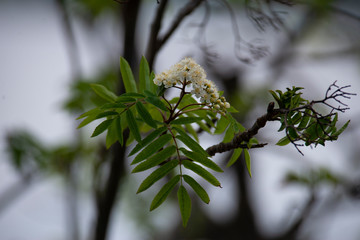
[176,133,208,157]
[106,119,118,149]
[182,160,221,187]
[177,185,192,227]
[137,159,178,194]
[77,107,101,120]
[91,119,113,137]
[180,148,223,172]
[144,90,156,98]
[135,101,157,128]
[77,114,98,129]
[145,96,169,112]
[126,110,141,143]
[288,127,298,139]
[171,117,202,125]
[269,90,281,106]
[116,96,136,103]
[227,106,239,113]
[132,146,177,173]
[128,126,167,156]
[223,125,235,143]
[196,120,212,134]
[121,92,145,98]
[244,149,252,178]
[139,56,151,93]
[95,111,119,119]
[332,120,350,137]
[131,134,172,165]
[90,84,117,102]
[156,85,166,96]
[115,116,123,145]
[227,148,242,167]
[214,115,230,134]
[183,175,210,204]
[298,109,312,129]
[100,103,127,110]
[150,175,180,211]
[184,124,198,142]
[150,71,157,93]
[120,57,137,93]
[276,135,291,146]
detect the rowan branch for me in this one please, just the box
[206,102,279,156]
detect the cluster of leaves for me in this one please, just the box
[284,168,339,187]
[270,85,352,154]
[77,56,251,226]
[77,56,353,226]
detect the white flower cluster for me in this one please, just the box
[153,58,230,114]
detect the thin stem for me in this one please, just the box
[173,107,210,119]
[167,125,183,183]
[166,80,188,123]
[162,96,173,110]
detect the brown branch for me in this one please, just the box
[146,0,204,68]
[158,0,204,47]
[55,0,82,78]
[146,0,169,68]
[206,102,279,156]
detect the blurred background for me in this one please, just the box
[0,0,360,239]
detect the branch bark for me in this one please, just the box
[206,102,279,156]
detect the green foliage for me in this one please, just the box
[178,185,192,227]
[183,175,210,204]
[150,175,181,211]
[78,57,352,227]
[120,57,137,93]
[284,168,340,187]
[270,85,352,154]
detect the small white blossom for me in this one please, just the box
[153,58,231,114]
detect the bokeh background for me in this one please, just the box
[1,0,360,239]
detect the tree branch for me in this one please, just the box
[146,0,204,68]
[158,0,204,47]
[206,102,279,156]
[146,0,169,68]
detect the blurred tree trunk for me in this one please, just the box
[93,1,141,240]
